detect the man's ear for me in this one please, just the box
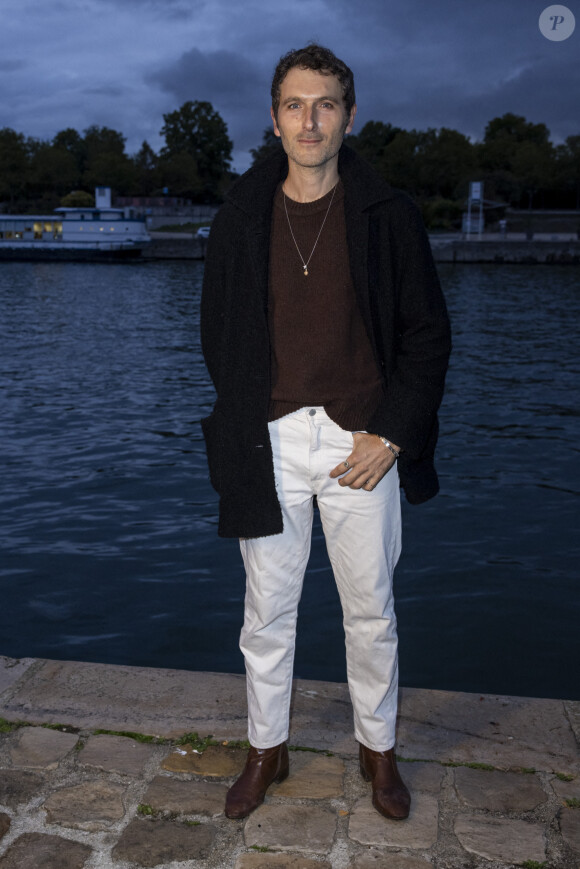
[345,103,357,136]
[270,107,281,138]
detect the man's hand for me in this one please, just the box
[329,433,400,491]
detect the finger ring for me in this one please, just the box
[343,460,350,469]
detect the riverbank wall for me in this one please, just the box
[144,232,580,263]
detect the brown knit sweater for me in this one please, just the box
[268,180,383,431]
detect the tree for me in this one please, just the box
[479,113,553,206]
[346,121,401,172]
[553,135,580,208]
[132,140,158,195]
[250,127,283,166]
[28,140,80,203]
[60,190,94,207]
[52,128,86,181]
[415,128,477,200]
[160,101,232,201]
[0,128,29,206]
[82,125,135,194]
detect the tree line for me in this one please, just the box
[1,101,579,228]
[0,101,233,211]
[252,114,580,227]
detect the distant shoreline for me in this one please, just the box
[144,232,580,264]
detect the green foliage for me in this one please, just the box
[566,797,580,808]
[420,197,464,230]
[443,761,496,771]
[93,728,167,744]
[250,127,284,167]
[176,732,220,751]
[521,861,547,869]
[60,190,95,207]
[137,803,154,816]
[555,772,574,782]
[160,100,232,201]
[0,717,21,733]
[288,744,333,756]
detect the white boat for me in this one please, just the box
[0,187,150,262]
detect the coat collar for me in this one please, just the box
[225,143,396,222]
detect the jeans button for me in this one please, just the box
[308,409,316,416]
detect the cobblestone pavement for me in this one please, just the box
[0,656,579,868]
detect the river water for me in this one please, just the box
[0,260,578,700]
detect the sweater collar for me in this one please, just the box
[225,143,396,220]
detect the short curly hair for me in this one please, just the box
[271,44,356,119]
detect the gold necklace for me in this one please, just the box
[283,182,338,276]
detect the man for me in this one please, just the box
[201,44,451,822]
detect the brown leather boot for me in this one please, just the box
[359,743,411,820]
[225,742,289,819]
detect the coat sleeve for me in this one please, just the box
[366,195,452,461]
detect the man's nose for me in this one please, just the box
[303,107,317,129]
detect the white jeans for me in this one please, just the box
[239,407,402,752]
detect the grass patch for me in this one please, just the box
[137,804,154,816]
[176,733,219,751]
[443,761,496,771]
[41,723,80,734]
[288,744,334,757]
[184,820,201,826]
[250,845,272,852]
[555,772,574,782]
[175,733,251,751]
[565,797,580,808]
[0,717,22,734]
[521,861,547,869]
[93,729,167,744]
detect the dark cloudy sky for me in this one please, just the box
[2,0,578,172]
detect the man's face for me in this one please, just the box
[271,67,356,170]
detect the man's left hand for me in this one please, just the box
[329,433,399,491]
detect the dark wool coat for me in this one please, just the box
[200,144,451,539]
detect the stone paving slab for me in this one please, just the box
[78,733,157,776]
[0,832,92,869]
[271,752,345,798]
[397,687,580,773]
[551,774,580,800]
[348,793,439,848]
[0,769,45,808]
[398,761,445,795]
[453,766,548,811]
[350,853,433,868]
[112,817,216,866]
[235,856,332,869]
[10,726,78,769]
[143,775,228,816]
[42,780,127,831]
[0,657,36,696]
[560,807,580,853]
[454,814,547,863]
[162,742,247,776]
[244,805,337,853]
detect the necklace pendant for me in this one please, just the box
[303,266,308,276]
